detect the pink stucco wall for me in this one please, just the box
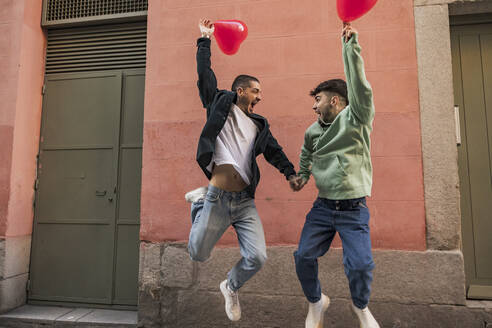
[141,0,426,250]
[0,0,45,237]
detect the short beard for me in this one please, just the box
[319,104,336,124]
[236,97,250,113]
[319,115,330,125]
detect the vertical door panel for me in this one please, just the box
[113,224,140,304]
[117,148,142,223]
[112,72,145,304]
[120,74,145,146]
[475,34,492,279]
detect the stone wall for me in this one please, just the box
[0,236,30,313]
[138,242,482,327]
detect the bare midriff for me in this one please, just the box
[210,164,248,192]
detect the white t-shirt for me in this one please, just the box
[206,104,259,185]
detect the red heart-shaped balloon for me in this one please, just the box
[213,20,248,55]
[337,0,378,22]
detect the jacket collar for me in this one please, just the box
[248,113,267,131]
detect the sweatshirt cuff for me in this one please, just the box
[342,33,359,46]
[285,168,297,180]
[300,173,310,182]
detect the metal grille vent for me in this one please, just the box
[46,22,146,74]
[42,0,147,27]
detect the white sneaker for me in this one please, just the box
[220,280,241,321]
[305,294,330,328]
[185,186,208,203]
[351,304,380,328]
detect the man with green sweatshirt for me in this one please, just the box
[293,24,380,328]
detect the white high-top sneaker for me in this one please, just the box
[305,294,330,328]
[184,186,208,203]
[220,280,241,321]
[351,304,380,328]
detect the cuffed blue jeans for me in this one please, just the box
[294,197,375,309]
[188,185,267,291]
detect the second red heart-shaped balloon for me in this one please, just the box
[213,20,248,55]
[337,0,378,22]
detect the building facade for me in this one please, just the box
[0,0,491,327]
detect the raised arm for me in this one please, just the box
[197,19,218,108]
[342,24,375,125]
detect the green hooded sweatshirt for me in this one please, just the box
[298,33,374,200]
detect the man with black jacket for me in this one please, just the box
[185,19,299,322]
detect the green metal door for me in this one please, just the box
[112,70,145,305]
[451,22,492,300]
[29,69,144,306]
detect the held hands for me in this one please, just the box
[342,22,358,42]
[199,18,214,38]
[289,175,308,192]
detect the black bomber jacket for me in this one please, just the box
[195,37,296,198]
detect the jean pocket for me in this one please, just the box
[349,199,367,210]
[357,201,367,209]
[205,190,220,202]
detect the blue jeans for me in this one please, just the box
[188,185,267,291]
[294,197,375,309]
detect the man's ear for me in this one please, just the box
[236,87,244,96]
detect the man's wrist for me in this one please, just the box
[199,24,214,39]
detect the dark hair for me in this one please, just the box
[231,75,260,92]
[310,79,348,105]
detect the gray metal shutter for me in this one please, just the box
[46,22,146,74]
[42,0,148,27]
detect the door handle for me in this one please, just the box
[108,185,117,202]
[454,105,461,146]
[95,190,107,196]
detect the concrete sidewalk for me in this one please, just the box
[0,301,491,327]
[0,305,136,328]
